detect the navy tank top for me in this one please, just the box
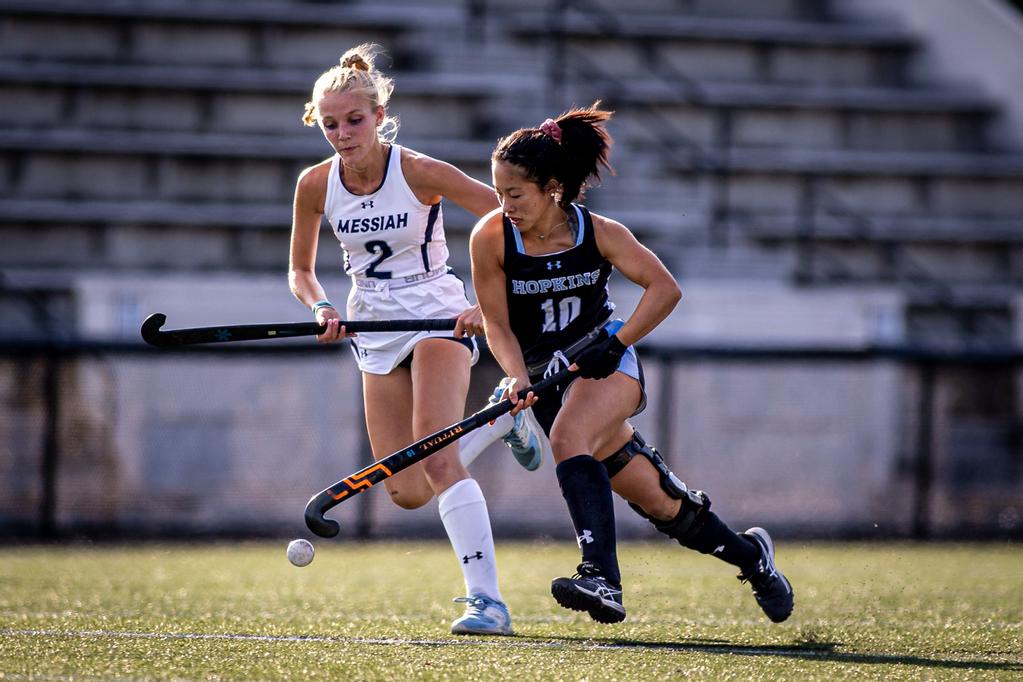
[503,204,615,369]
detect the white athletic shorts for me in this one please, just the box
[345,269,479,375]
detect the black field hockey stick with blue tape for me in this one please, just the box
[304,319,625,537]
[140,312,457,347]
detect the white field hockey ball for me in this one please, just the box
[286,539,315,567]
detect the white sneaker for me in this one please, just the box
[489,378,545,471]
[450,594,514,635]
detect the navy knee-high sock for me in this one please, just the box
[675,511,760,571]
[555,454,621,586]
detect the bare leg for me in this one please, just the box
[547,373,641,462]
[409,338,474,493]
[361,339,474,507]
[362,366,434,509]
[411,339,507,611]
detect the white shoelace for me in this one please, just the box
[544,350,570,378]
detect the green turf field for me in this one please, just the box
[0,540,1020,680]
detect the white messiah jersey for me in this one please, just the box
[323,144,450,280]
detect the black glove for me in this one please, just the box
[572,329,627,379]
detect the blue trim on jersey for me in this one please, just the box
[420,202,440,271]
[510,203,586,254]
[512,223,525,253]
[571,204,585,247]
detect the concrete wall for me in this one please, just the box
[613,280,906,346]
[1,277,931,538]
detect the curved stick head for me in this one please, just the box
[140,313,168,346]
[304,495,340,538]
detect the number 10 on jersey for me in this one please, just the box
[541,296,581,333]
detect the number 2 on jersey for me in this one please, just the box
[541,296,581,332]
[365,240,393,279]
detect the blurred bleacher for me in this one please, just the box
[3,0,1022,343]
[1,0,1021,539]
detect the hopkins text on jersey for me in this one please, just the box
[510,269,604,295]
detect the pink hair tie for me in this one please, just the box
[539,118,562,144]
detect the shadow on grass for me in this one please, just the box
[516,634,1022,673]
[6,626,1018,674]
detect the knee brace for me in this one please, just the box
[649,487,711,545]
[602,431,712,543]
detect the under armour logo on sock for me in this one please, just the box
[576,530,594,546]
[462,551,484,564]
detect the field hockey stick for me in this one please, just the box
[304,319,625,537]
[140,312,457,347]
[304,366,574,537]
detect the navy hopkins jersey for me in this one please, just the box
[504,203,614,370]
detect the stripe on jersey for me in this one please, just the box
[420,203,441,271]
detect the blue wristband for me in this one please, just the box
[311,300,334,313]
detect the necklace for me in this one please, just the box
[536,215,568,241]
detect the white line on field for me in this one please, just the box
[1,627,830,658]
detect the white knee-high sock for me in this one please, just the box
[437,478,503,603]
[457,413,514,467]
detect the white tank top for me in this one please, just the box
[323,144,449,280]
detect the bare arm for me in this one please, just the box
[405,148,499,337]
[591,214,682,347]
[402,150,499,218]
[470,209,535,407]
[288,162,346,342]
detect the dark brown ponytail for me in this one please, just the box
[492,102,614,206]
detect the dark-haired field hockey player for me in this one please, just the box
[471,104,794,625]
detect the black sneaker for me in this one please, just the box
[738,527,794,623]
[551,561,626,624]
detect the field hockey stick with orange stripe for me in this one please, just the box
[304,319,626,537]
[141,312,457,347]
[304,366,573,537]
